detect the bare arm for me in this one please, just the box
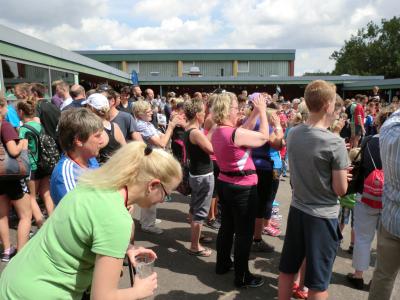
[148,124,174,148]
[189,129,214,155]
[113,123,127,146]
[269,113,284,149]
[5,139,27,157]
[332,169,348,196]
[234,96,269,148]
[241,108,259,130]
[131,132,143,142]
[91,255,157,300]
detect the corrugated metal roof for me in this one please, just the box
[137,75,384,85]
[76,49,296,62]
[0,24,130,81]
[343,78,400,90]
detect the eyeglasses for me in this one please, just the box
[160,182,172,202]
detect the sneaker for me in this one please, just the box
[2,246,17,262]
[346,273,364,290]
[262,225,281,237]
[293,288,308,299]
[155,218,162,225]
[272,201,280,207]
[272,207,280,214]
[206,219,221,230]
[271,214,283,221]
[251,240,274,253]
[269,220,281,229]
[141,226,163,235]
[235,273,265,288]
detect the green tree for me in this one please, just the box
[331,16,400,78]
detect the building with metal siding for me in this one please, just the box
[0,24,130,98]
[76,49,298,95]
[76,49,396,99]
[77,49,295,78]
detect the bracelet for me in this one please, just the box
[275,127,282,131]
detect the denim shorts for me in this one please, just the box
[339,206,354,227]
[279,206,342,291]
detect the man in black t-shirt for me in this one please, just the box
[31,83,60,142]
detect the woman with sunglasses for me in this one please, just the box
[0,142,182,300]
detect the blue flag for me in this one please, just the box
[131,71,139,85]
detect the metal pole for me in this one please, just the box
[0,56,4,93]
[48,68,52,98]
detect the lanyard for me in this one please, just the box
[124,186,128,208]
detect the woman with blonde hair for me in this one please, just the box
[210,91,269,288]
[134,100,184,234]
[0,142,182,300]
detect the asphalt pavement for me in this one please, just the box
[1,177,399,299]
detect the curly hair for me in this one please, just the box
[183,98,204,121]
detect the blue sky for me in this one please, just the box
[0,0,398,75]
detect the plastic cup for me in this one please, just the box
[135,254,155,279]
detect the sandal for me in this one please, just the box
[262,225,281,237]
[188,247,212,257]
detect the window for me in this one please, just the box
[51,69,75,85]
[2,59,50,98]
[127,62,140,74]
[238,61,249,73]
[105,61,121,70]
[183,61,195,73]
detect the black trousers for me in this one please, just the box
[216,180,257,282]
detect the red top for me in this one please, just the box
[354,104,365,126]
[1,120,19,145]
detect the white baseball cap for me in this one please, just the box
[82,93,109,110]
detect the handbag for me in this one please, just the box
[0,122,31,180]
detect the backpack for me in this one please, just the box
[346,135,372,195]
[361,143,384,209]
[22,124,60,175]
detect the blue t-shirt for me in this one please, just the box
[5,105,21,128]
[270,148,282,170]
[251,119,273,171]
[50,155,99,205]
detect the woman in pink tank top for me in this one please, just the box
[210,91,269,288]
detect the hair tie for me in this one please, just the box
[144,145,153,156]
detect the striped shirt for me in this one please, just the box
[380,108,400,238]
[50,155,99,206]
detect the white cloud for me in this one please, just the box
[10,16,220,50]
[0,0,398,74]
[0,0,108,27]
[133,0,219,21]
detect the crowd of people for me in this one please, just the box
[0,79,399,300]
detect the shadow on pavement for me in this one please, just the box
[135,225,280,297]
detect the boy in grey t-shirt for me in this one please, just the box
[278,80,349,300]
